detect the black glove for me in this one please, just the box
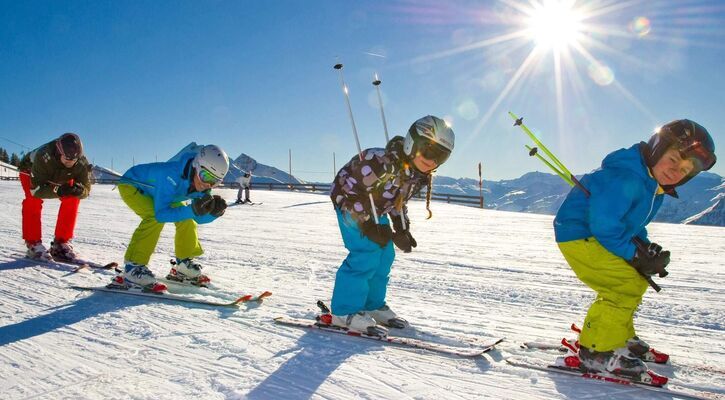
[191,194,214,216]
[57,182,85,197]
[359,219,393,248]
[628,242,670,278]
[210,195,227,217]
[390,214,417,253]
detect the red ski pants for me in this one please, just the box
[20,172,80,244]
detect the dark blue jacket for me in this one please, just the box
[554,144,664,260]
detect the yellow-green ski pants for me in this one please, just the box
[558,237,649,352]
[118,184,203,266]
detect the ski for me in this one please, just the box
[505,358,712,400]
[68,258,119,272]
[71,285,271,307]
[273,316,502,357]
[227,201,262,207]
[23,255,118,272]
[521,337,576,353]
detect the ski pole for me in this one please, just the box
[372,73,390,143]
[372,72,407,230]
[334,63,380,225]
[509,112,662,292]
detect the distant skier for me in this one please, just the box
[328,115,455,335]
[235,171,252,204]
[19,133,91,261]
[115,144,230,291]
[554,120,716,379]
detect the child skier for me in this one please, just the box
[18,133,92,261]
[235,171,252,204]
[554,119,716,380]
[115,144,230,291]
[328,115,455,335]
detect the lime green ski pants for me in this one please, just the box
[558,237,649,352]
[118,184,203,266]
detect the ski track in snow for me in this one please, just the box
[0,181,723,399]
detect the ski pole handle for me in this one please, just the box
[372,73,390,143]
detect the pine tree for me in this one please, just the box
[10,153,20,166]
[0,147,9,163]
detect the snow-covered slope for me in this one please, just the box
[0,181,723,399]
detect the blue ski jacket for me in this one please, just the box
[554,144,664,260]
[120,152,218,224]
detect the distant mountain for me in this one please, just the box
[91,165,121,182]
[434,172,570,214]
[432,171,725,226]
[683,192,725,226]
[227,153,303,185]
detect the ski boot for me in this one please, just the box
[167,258,211,286]
[331,312,388,337]
[570,346,668,386]
[627,336,670,364]
[49,239,77,262]
[570,324,669,364]
[111,262,167,293]
[26,241,52,261]
[368,304,409,329]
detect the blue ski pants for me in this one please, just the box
[330,209,395,316]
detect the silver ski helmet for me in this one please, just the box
[192,144,230,184]
[404,115,455,166]
[643,119,716,186]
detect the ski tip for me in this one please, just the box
[258,291,272,299]
[103,262,119,269]
[72,264,91,273]
[148,282,168,293]
[236,295,254,304]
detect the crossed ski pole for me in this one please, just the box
[509,111,662,292]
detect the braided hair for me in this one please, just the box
[425,173,433,219]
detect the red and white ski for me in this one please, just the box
[506,358,713,400]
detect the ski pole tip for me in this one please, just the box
[333,63,343,70]
[514,117,523,126]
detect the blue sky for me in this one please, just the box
[1,0,724,181]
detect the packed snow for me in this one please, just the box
[0,180,723,399]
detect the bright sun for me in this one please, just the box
[526,1,584,50]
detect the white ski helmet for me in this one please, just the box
[403,115,455,165]
[192,144,230,183]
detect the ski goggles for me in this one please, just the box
[56,142,79,162]
[198,167,222,185]
[680,141,716,172]
[417,141,452,165]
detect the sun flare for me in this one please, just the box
[526,1,584,51]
